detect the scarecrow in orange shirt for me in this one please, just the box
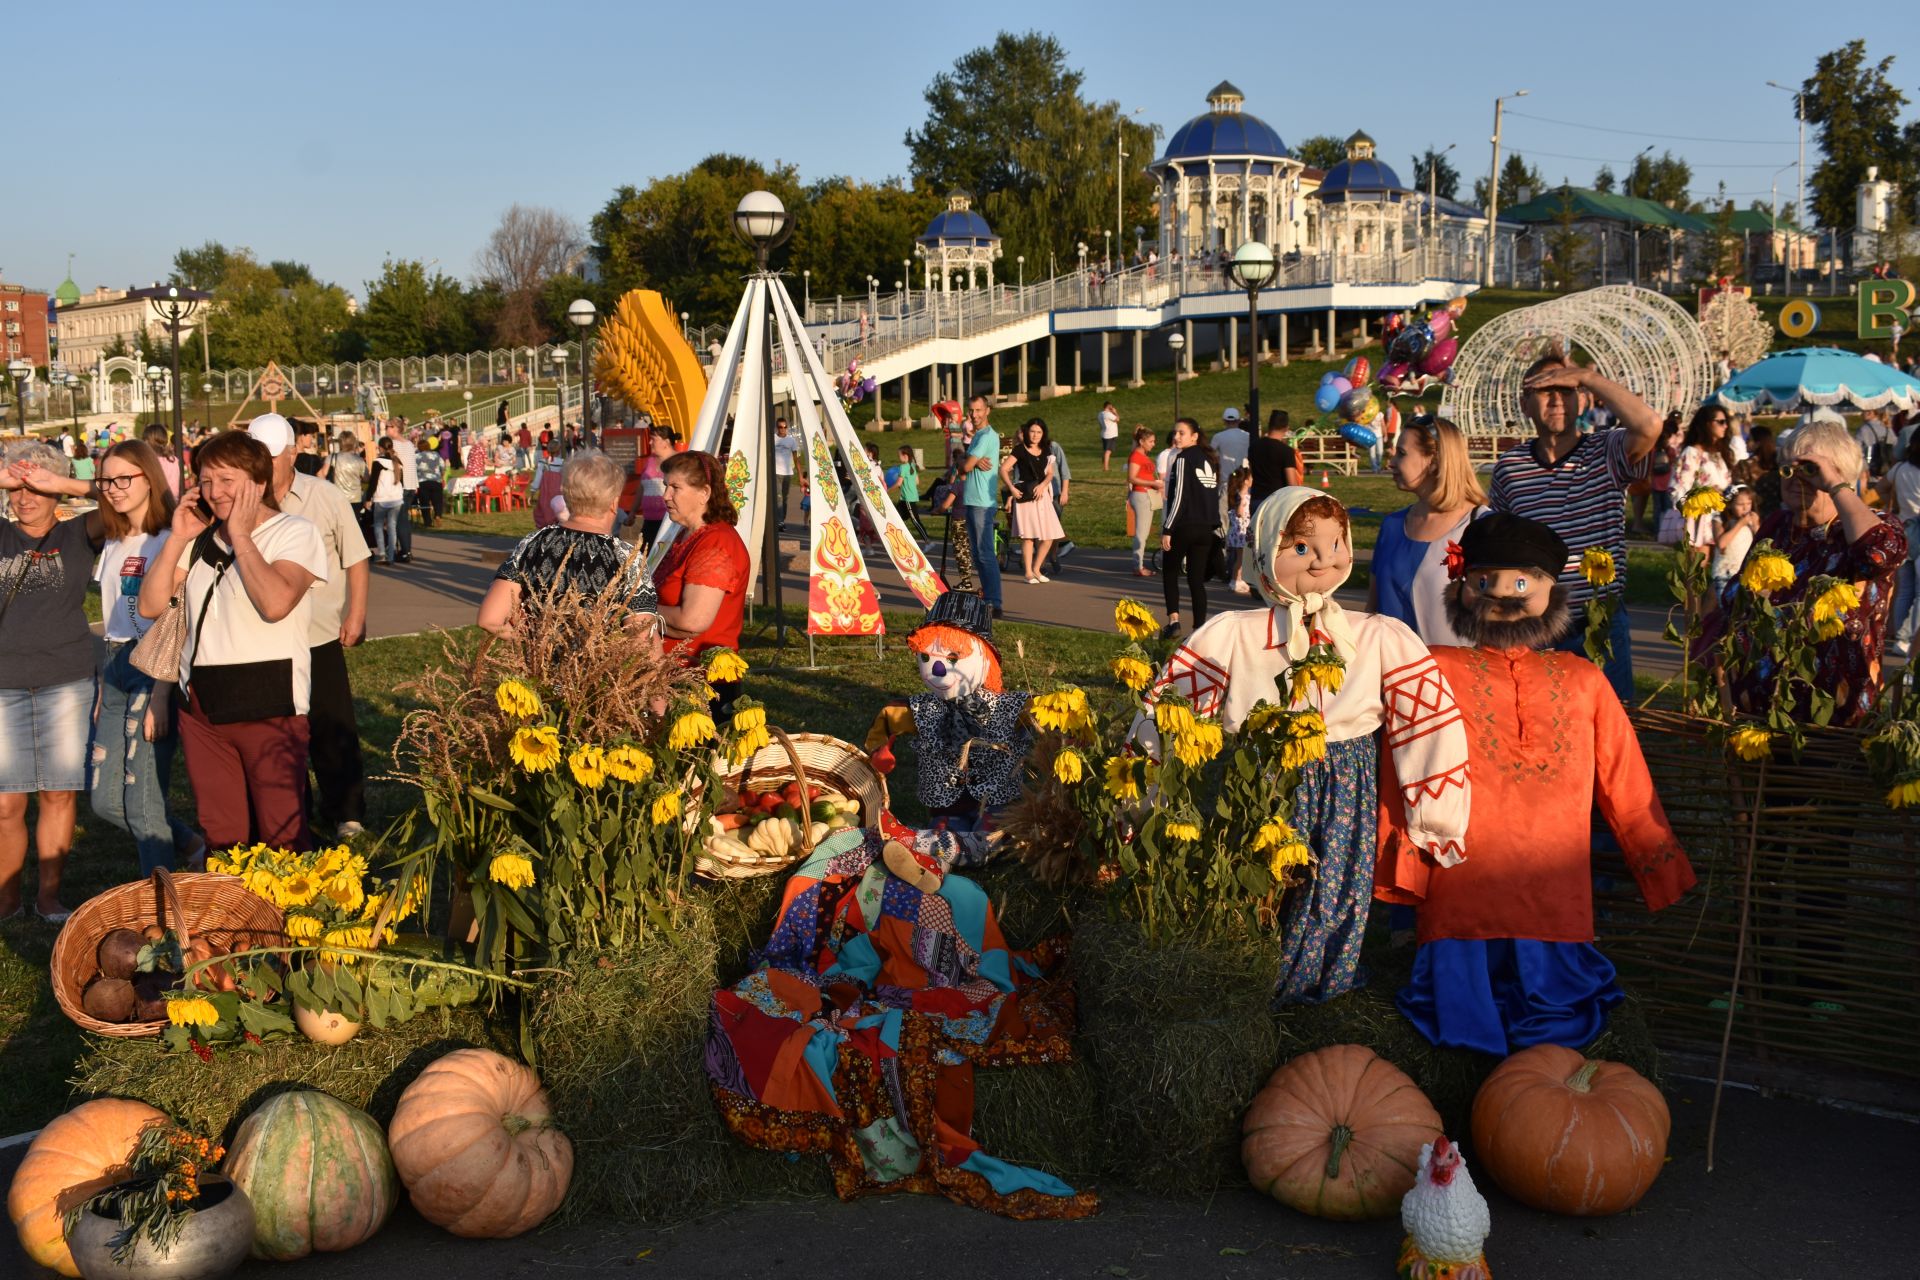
[1377,512,1696,1056]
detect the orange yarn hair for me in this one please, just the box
[906,623,1003,692]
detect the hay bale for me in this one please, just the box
[1072,917,1280,1196]
[69,1005,499,1142]
[703,874,788,987]
[972,1058,1103,1185]
[971,863,1083,950]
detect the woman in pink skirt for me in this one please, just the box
[999,417,1066,584]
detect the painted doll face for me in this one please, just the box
[1457,566,1554,619]
[918,641,990,700]
[1267,517,1352,599]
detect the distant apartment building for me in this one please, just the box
[1,281,51,367]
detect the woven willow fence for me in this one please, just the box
[1600,708,1919,1085]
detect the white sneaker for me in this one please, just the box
[336,821,366,840]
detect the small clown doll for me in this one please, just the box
[1134,487,1473,1004]
[865,592,1032,875]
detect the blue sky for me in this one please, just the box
[8,0,1915,300]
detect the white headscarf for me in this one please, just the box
[1249,486,1358,664]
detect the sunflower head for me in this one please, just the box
[1110,652,1153,692]
[495,679,541,720]
[668,711,718,753]
[488,852,536,891]
[1580,546,1617,588]
[604,744,655,783]
[1679,486,1727,522]
[1053,750,1086,785]
[1103,755,1144,802]
[1740,548,1796,597]
[650,789,683,826]
[1114,598,1158,642]
[510,725,563,773]
[705,649,750,684]
[1727,724,1773,761]
[568,744,607,789]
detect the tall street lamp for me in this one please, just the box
[316,371,330,422]
[136,284,208,455]
[733,190,793,648]
[66,375,82,440]
[1115,105,1143,277]
[1766,79,1806,293]
[803,269,811,314]
[1482,89,1529,287]
[1166,330,1187,423]
[567,297,596,442]
[463,390,474,435]
[1224,241,1277,427]
[6,359,30,432]
[145,365,167,431]
[551,346,569,435]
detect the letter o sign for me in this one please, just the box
[1779,299,1821,339]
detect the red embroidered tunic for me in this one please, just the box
[1376,645,1695,944]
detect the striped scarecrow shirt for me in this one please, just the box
[1489,429,1650,605]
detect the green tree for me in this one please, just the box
[793,178,945,297]
[1624,151,1695,208]
[205,252,297,369]
[1542,190,1589,288]
[1593,164,1616,194]
[268,260,317,289]
[1707,200,1743,281]
[170,241,231,290]
[1801,40,1911,228]
[1293,135,1347,171]
[904,32,1076,205]
[1411,147,1460,201]
[359,259,474,359]
[1474,153,1545,210]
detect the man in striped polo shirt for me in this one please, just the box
[1490,348,1662,701]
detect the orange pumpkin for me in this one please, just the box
[1471,1044,1670,1216]
[7,1098,165,1277]
[1242,1044,1443,1220]
[387,1049,573,1237]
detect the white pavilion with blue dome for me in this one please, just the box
[1149,82,1308,260]
[914,193,1002,293]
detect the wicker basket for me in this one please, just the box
[689,730,888,880]
[51,867,288,1038]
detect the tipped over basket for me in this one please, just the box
[50,867,287,1037]
[689,730,888,879]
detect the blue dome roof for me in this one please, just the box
[918,206,998,246]
[1314,157,1412,200]
[1157,109,1288,164]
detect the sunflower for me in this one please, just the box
[1679,486,1727,522]
[1030,689,1094,735]
[731,704,772,764]
[1243,703,1285,735]
[1279,709,1329,770]
[1266,838,1313,880]
[285,913,323,942]
[1053,750,1086,785]
[1740,550,1795,597]
[1727,725,1773,761]
[1887,778,1920,809]
[1164,819,1202,843]
[1114,598,1158,642]
[1288,661,1346,705]
[668,711,717,753]
[1580,547,1617,589]
[509,725,562,773]
[279,871,322,909]
[488,852,536,891]
[1807,580,1860,641]
[705,649,750,684]
[1104,755,1144,802]
[1154,699,1196,740]
[166,996,220,1029]
[604,744,654,784]
[322,872,365,914]
[1252,817,1298,853]
[1110,654,1153,692]
[568,744,607,789]
[1172,721,1224,769]
[650,789,683,826]
[495,679,541,720]
[242,866,284,907]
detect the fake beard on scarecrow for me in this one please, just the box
[1376,512,1697,1057]
[1132,487,1473,1005]
[864,592,1033,880]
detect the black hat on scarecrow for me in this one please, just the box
[1453,511,1570,578]
[907,590,1004,691]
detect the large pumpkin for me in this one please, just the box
[1242,1044,1443,1220]
[7,1098,165,1277]
[387,1049,573,1237]
[222,1090,398,1259]
[1471,1044,1670,1216]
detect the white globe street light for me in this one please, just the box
[1225,242,1280,424]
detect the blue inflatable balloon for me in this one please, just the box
[1314,384,1342,413]
[1339,422,1379,449]
[1320,371,1339,386]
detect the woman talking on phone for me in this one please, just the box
[139,432,329,852]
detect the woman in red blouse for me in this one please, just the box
[653,451,750,702]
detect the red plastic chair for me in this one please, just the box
[478,474,509,513]
[506,475,531,511]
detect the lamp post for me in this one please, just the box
[802,270,811,315]
[550,346,568,438]
[1224,241,1277,427]
[1482,89,1529,287]
[567,298,596,443]
[6,359,29,433]
[316,371,330,422]
[1427,143,1457,244]
[145,365,166,431]
[66,375,82,440]
[733,190,794,648]
[139,284,208,456]
[201,380,212,429]
[1017,255,1025,294]
[463,390,474,435]
[1166,329,1186,422]
[680,312,690,344]
[1103,230,1112,272]
[1765,80,1805,293]
[1115,105,1143,278]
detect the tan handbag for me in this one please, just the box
[129,541,200,682]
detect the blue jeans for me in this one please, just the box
[963,503,1002,607]
[90,644,194,875]
[372,500,403,562]
[1891,516,1920,652]
[1554,592,1635,703]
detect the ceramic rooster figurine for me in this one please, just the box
[1397,1137,1491,1280]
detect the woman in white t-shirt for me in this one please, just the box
[92,442,203,874]
[140,432,329,852]
[1099,402,1120,471]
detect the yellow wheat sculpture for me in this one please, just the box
[596,289,708,430]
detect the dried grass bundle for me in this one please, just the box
[1000,776,1095,890]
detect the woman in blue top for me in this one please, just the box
[1367,416,1487,648]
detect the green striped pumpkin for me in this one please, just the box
[222,1090,398,1260]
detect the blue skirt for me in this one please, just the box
[1397,938,1624,1057]
[1274,734,1377,1006]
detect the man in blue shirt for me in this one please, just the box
[958,394,1003,616]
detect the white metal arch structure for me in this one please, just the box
[1441,286,1715,435]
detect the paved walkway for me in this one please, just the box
[371,527,1691,680]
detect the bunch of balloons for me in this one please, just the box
[1315,354,1397,449]
[1378,297,1468,396]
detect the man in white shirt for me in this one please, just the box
[1099,402,1120,470]
[1212,408,1252,566]
[771,418,800,531]
[249,414,374,839]
[385,420,419,563]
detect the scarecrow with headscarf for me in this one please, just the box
[1376,512,1695,1056]
[1133,487,1473,1005]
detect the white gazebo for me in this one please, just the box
[1307,130,1421,260]
[1150,81,1307,260]
[914,193,1002,293]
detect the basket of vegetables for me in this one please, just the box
[692,729,888,879]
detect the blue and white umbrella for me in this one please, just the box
[1713,346,1920,413]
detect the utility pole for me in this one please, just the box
[1483,90,1528,287]
[1767,81,1806,293]
[1117,107,1142,276]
